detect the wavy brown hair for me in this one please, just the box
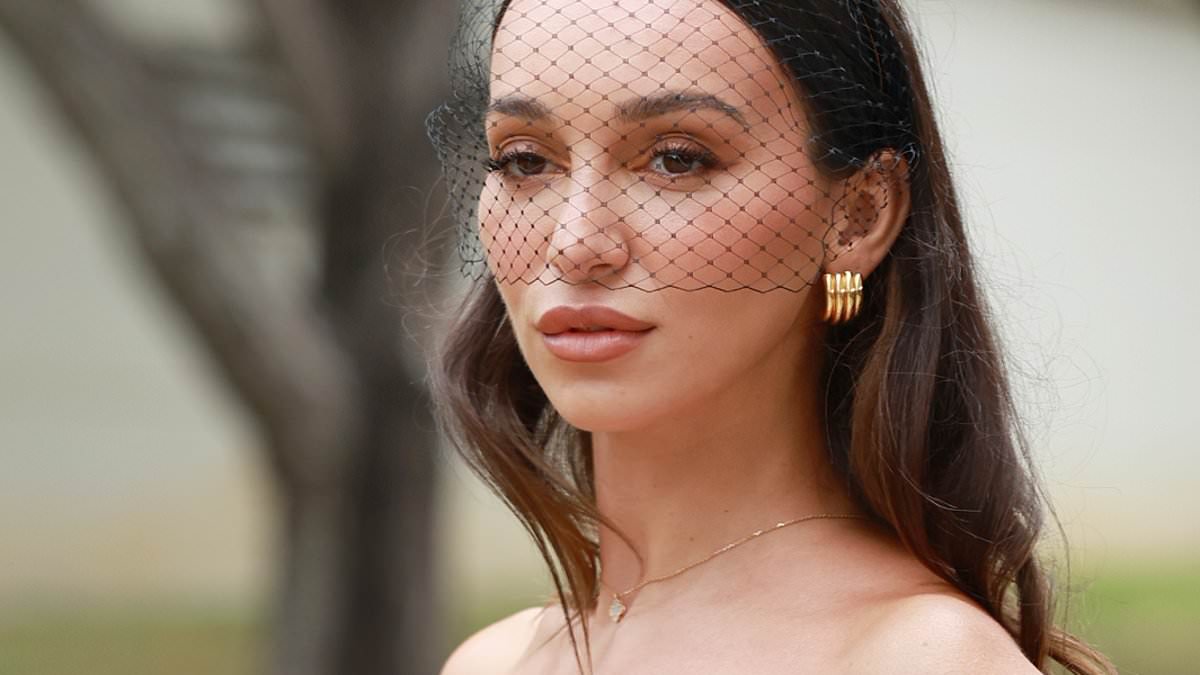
[428,1,1117,673]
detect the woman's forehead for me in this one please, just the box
[491,0,798,128]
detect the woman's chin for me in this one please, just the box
[547,393,667,434]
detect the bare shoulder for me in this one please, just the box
[844,591,1042,674]
[440,605,550,675]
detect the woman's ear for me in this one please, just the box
[823,149,911,279]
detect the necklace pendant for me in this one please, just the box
[608,596,627,623]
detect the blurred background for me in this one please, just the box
[0,0,1196,674]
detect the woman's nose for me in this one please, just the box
[545,172,632,284]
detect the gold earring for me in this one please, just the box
[822,270,864,324]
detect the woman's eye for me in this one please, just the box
[488,151,550,177]
[649,146,717,177]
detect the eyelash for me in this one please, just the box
[485,149,543,175]
[652,142,720,175]
[485,141,720,179]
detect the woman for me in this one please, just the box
[427,0,1116,672]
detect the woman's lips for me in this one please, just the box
[541,328,653,362]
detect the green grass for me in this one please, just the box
[1054,559,1200,675]
[1,559,1195,675]
[0,604,263,675]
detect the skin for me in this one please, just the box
[444,0,1041,672]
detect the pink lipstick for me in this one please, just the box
[542,329,652,362]
[536,305,655,362]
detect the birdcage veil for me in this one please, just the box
[426,0,922,293]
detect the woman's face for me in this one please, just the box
[482,0,839,431]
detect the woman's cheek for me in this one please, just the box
[478,177,557,285]
[628,179,827,293]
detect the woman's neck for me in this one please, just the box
[590,361,865,601]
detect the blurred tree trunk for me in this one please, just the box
[0,1,457,674]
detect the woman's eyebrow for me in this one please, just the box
[617,91,748,128]
[486,95,552,122]
[486,91,748,128]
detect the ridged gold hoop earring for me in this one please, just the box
[822,270,864,324]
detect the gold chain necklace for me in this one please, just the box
[598,512,870,623]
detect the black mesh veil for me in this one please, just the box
[426,0,921,294]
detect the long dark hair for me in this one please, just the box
[429,1,1117,673]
